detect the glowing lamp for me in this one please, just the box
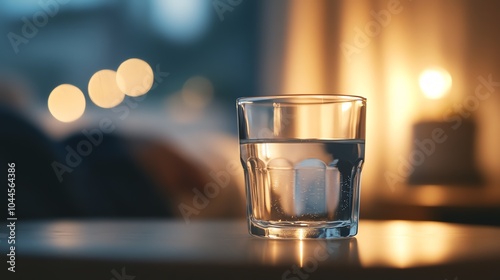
[418,68,452,100]
[409,67,482,186]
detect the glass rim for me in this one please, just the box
[237,94,366,105]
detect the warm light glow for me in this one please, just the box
[48,84,86,122]
[298,240,304,267]
[385,221,414,268]
[282,0,325,94]
[412,185,449,206]
[358,221,453,268]
[419,68,452,99]
[48,222,83,248]
[88,69,125,108]
[181,76,213,109]
[116,58,154,97]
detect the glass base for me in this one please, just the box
[249,219,358,239]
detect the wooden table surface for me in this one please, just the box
[4,219,500,279]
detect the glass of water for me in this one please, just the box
[237,95,366,239]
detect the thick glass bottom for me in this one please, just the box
[249,218,358,239]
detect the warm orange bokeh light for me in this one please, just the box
[48,84,86,123]
[281,0,325,94]
[358,221,454,268]
[419,68,452,100]
[88,69,125,108]
[116,58,154,97]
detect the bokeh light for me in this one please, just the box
[88,69,125,108]
[181,76,213,109]
[116,58,154,97]
[150,0,212,43]
[418,68,452,100]
[48,84,86,122]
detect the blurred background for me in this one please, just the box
[1,0,499,225]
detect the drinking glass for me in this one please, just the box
[237,95,366,239]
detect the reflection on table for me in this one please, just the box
[11,219,500,279]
